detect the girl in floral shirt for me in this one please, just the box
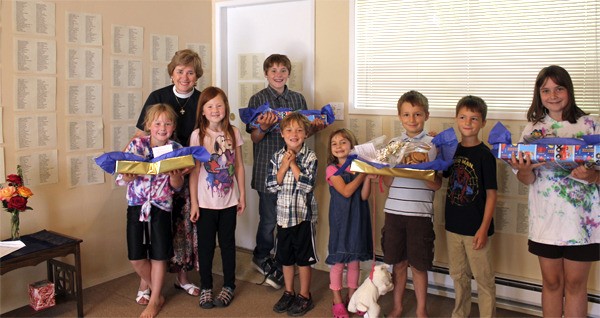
[510,65,599,318]
[117,103,185,318]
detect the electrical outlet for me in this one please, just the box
[329,102,344,121]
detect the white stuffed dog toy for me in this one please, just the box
[348,264,394,318]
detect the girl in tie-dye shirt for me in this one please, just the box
[116,103,185,318]
[511,65,599,318]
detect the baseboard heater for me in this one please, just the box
[422,265,599,317]
[369,255,599,317]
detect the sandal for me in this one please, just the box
[136,288,151,306]
[174,277,200,296]
[332,303,349,318]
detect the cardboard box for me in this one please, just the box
[28,280,55,311]
[496,143,600,170]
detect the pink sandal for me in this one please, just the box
[332,303,349,318]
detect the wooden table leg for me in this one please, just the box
[75,244,83,317]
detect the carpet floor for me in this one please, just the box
[1,249,535,317]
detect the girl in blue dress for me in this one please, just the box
[325,128,374,318]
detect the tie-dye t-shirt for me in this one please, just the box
[116,136,183,220]
[518,115,599,245]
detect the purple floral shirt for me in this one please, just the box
[116,136,182,221]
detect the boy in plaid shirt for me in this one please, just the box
[266,112,318,316]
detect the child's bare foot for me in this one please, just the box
[415,309,428,318]
[388,307,403,318]
[140,296,164,318]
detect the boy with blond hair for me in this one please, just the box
[266,112,318,316]
[382,90,442,318]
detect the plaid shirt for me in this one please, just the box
[266,144,318,228]
[246,85,307,192]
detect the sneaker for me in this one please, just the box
[273,291,296,313]
[213,287,234,307]
[265,267,284,289]
[199,289,214,309]
[252,256,274,276]
[287,293,314,316]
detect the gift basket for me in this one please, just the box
[337,128,458,182]
[239,102,335,133]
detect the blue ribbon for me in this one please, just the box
[335,127,458,176]
[239,102,335,133]
[488,121,600,154]
[94,146,210,174]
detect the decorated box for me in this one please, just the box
[95,146,210,175]
[490,121,600,171]
[496,143,600,170]
[115,154,195,175]
[28,280,55,311]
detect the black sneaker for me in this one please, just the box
[213,287,234,307]
[273,291,295,313]
[252,256,274,276]
[266,267,284,289]
[287,294,314,317]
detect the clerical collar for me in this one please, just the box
[173,86,194,99]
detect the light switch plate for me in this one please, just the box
[329,102,344,121]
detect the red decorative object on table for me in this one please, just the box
[28,280,55,311]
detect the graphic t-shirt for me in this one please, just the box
[190,127,244,209]
[444,142,497,236]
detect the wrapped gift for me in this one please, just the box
[95,146,210,175]
[489,122,600,171]
[239,102,335,133]
[350,159,437,181]
[115,154,195,174]
[336,128,458,181]
[28,280,55,311]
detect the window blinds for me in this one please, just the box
[352,0,599,117]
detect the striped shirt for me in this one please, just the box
[383,131,436,218]
[246,85,308,192]
[266,144,318,228]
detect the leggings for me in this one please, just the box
[329,261,360,290]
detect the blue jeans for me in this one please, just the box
[253,191,278,260]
